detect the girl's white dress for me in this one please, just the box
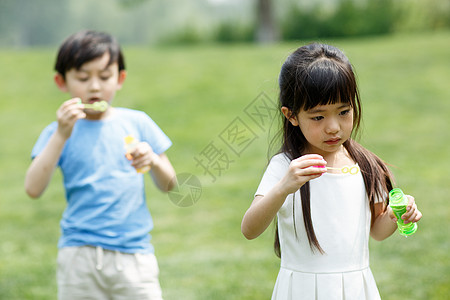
[255,154,382,300]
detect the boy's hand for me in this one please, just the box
[126,141,157,172]
[279,154,327,195]
[56,98,86,140]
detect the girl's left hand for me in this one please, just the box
[391,195,423,224]
[126,142,157,171]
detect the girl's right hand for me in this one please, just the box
[56,98,86,139]
[279,154,327,195]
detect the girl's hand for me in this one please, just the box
[56,98,86,140]
[389,195,423,224]
[402,195,422,224]
[126,141,157,172]
[279,154,327,195]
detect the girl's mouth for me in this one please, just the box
[325,138,340,145]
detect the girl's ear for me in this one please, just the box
[116,70,127,90]
[281,106,299,126]
[54,74,68,92]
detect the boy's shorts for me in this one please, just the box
[57,246,163,300]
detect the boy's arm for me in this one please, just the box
[126,142,175,192]
[24,131,66,198]
[149,153,176,192]
[25,98,85,198]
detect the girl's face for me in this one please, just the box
[284,102,354,157]
[56,52,126,120]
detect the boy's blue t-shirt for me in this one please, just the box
[31,108,172,254]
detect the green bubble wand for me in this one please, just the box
[389,188,418,237]
[77,99,109,112]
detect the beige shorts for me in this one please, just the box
[57,246,163,300]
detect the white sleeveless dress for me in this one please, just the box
[255,154,381,300]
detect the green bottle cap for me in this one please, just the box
[389,188,408,207]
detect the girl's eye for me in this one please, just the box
[312,116,324,121]
[340,109,351,116]
[77,77,89,82]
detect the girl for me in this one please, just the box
[241,43,422,299]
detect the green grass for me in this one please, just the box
[1,31,449,299]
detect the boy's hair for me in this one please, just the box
[54,30,125,79]
[274,43,394,256]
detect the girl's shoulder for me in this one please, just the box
[271,152,291,164]
[266,152,291,172]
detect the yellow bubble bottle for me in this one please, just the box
[124,135,150,173]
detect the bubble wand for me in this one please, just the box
[82,100,109,112]
[77,99,109,112]
[315,165,360,175]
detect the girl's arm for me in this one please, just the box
[370,195,422,241]
[370,202,397,241]
[242,183,291,240]
[242,154,326,240]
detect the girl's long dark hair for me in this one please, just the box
[273,43,394,256]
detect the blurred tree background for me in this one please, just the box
[1,1,449,299]
[0,0,448,47]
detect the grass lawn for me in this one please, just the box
[0,31,449,299]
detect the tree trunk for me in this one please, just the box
[256,0,279,43]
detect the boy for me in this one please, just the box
[25,30,175,300]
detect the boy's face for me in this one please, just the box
[55,52,126,120]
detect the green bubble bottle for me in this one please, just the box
[389,188,417,237]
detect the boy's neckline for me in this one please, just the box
[84,107,116,121]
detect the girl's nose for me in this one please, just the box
[325,118,340,134]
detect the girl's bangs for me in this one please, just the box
[300,60,356,111]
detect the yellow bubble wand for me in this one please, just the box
[315,164,360,175]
